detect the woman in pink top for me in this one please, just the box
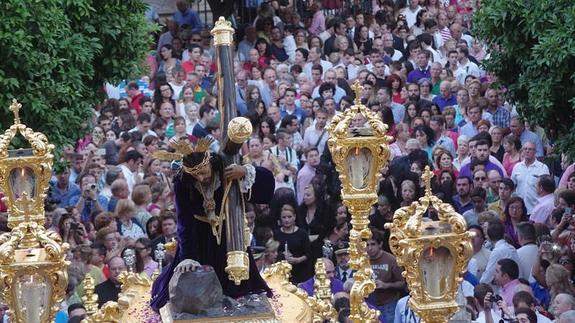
[307,2,325,36]
[136,237,159,277]
[502,134,522,176]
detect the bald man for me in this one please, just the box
[297,258,344,296]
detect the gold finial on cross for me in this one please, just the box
[351,81,363,105]
[9,99,22,125]
[422,165,433,197]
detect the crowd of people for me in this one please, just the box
[1,0,575,322]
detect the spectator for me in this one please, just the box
[454,176,474,214]
[151,211,178,258]
[297,184,332,243]
[463,187,488,226]
[118,150,143,194]
[51,163,81,208]
[296,147,320,205]
[460,139,506,179]
[135,237,158,277]
[333,241,353,284]
[469,225,491,280]
[488,178,515,218]
[298,258,344,296]
[114,199,146,240]
[494,258,521,306]
[480,219,521,286]
[70,174,109,222]
[94,256,126,308]
[367,230,405,323]
[516,222,538,281]
[503,196,529,248]
[275,204,311,284]
[529,175,556,227]
[551,293,575,320]
[510,117,545,158]
[511,141,550,213]
[173,0,202,32]
[191,104,216,138]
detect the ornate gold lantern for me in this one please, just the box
[326,81,392,322]
[384,167,473,323]
[0,99,69,323]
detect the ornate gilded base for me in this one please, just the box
[159,303,278,323]
[225,251,249,285]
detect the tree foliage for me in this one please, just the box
[0,0,153,152]
[474,0,575,158]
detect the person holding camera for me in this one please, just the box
[70,174,109,222]
[494,258,521,306]
[552,190,575,244]
[474,283,501,323]
[269,129,299,191]
[59,214,91,249]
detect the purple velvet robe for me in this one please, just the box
[150,167,275,312]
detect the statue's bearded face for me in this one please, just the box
[192,164,212,184]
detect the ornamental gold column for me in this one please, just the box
[326,82,392,322]
[0,99,69,323]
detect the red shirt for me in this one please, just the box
[182,60,195,74]
[130,92,144,115]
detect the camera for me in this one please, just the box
[70,223,79,231]
[489,294,502,303]
[90,184,96,190]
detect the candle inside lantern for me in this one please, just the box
[348,148,372,189]
[421,246,453,298]
[9,167,36,199]
[21,275,45,323]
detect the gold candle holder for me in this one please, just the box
[0,99,69,323]
[385,166,474,323]
[326,82,392,322]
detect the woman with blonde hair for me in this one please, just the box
[400,179,417,207]
[132,184,153,232]
[274,204,311,283]
[262,239,280,272]
[115,199,146,240]
[467,79,482,106]
[546,264,575,301]
[453,135,470,170]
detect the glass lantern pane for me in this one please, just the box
[346,147,373,190]
[420,246,454,298]
[9,167,36,200]
[13,274,51,323]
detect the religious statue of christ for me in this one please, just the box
[150,139,275,312]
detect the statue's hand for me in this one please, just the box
[224,164,246,181]
[175,259,201,273]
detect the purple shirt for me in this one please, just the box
[298,277,344,296]
[406,67,431,84]
[459,161,505,179]
[432,95,457,111]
